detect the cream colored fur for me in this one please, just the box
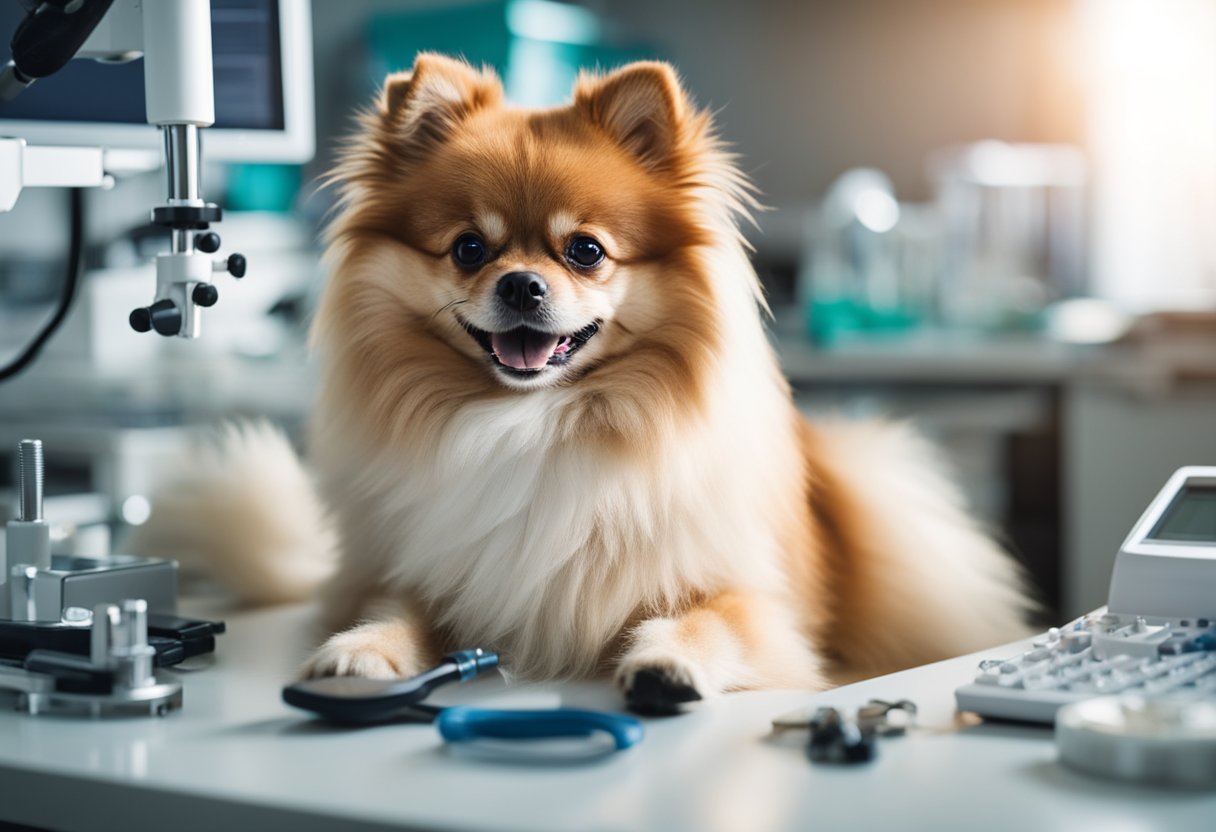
[809,419,1035,677]
[128,422,337,606]
[132,390,1029,689]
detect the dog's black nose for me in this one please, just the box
[496,272,547,312]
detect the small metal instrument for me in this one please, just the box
[0,599,183,717]
[0,438,220,717]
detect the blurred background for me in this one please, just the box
[1,0,1214,623]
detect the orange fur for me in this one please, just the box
[135,54,1032,700]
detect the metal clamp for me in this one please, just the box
[0,599,182,717]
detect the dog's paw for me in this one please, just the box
[299,622,425,680]
[615,654,708,716]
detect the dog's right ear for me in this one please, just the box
[378,53,502,147]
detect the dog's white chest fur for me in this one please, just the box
[321,372,791,679]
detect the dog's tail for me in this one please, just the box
[126,421,338,606]
[805,419,1037,678]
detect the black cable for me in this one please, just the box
[0,187,85,382]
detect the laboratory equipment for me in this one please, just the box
[772,698,916,766]
[284,649,645,753]
[805,706,877,764]
[0,598,182,716]
[956,466,1216,723]
[0,0,314,163]
[1,0,240,339]
[0,609,224,667]
[1,438,224,671]
[4,439,176,623]
[1055,694,1216,788]
[929,141,1087,331]
[0,1,314,349]
[283,649,502,723]
[0,437,222,715]
[798,169,934,345]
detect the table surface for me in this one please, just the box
[1,603,1213,832]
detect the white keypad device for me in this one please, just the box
[956,467,1216,723]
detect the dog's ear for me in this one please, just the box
[575,62,691,171]
[379,53,502,146]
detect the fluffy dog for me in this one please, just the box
[135,55,1031,712]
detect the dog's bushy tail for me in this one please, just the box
[126,421,337,605]
[807,419,1037,678]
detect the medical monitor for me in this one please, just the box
[1108,467,1216,619]
[0,0,314,163]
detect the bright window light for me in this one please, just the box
[1078,0,1216,311]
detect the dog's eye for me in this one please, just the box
[452,233,487,268]
[565,236,605,269]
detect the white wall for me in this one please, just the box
[602,0,1082,204]
[1064,384,1216,616]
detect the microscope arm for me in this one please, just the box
[96,0,242,339]
[1,0,244,339]
[0,142,105,212]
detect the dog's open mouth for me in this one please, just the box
[460,319,601,374]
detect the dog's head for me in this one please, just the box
[319,54,756,431]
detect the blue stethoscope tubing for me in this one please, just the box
[437,706,644,751]
[281,648,645,752]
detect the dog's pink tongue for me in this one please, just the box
[491,330,561,370]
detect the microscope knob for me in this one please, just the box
[192,283,219,308]
[195,231,222,254]
[129,307,153,333]
[227,253,247,279]
[147,299,182,336]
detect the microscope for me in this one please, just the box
[0,0,246,338]
[0,437,225,716]
[0,2,233,714]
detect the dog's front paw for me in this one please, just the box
[300,622,426,680]
[615,653,708,716]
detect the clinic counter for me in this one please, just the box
[1,602,1212,832]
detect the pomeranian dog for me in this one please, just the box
[134,54,1030,712]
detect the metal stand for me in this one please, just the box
[0,599,182,718]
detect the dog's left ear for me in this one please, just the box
[575,62,691,171]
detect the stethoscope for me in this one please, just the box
[282,649,644,758]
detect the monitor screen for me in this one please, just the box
[0,0,312,163]
[1147,484,1216,543]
